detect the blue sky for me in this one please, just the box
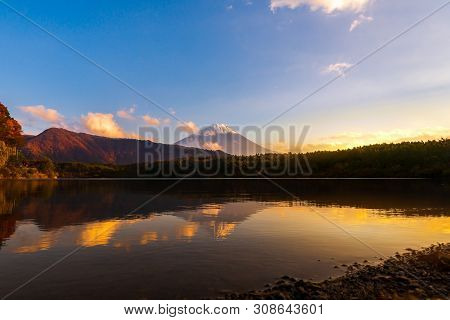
[1,0,449,150]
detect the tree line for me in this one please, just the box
[57,139,450,178]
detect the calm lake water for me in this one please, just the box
[0,179,449,299]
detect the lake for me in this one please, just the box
[0,179,449,299]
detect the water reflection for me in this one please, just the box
[0,180,449,299]
[3,200,266,253]
[1,180,449,250]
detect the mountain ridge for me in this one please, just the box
[22,128,225,165]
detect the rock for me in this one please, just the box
[223,243,450,300]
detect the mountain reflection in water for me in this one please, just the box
[0,180,449,299]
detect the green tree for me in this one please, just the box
[37,157,57,178]
[0,102,23,147]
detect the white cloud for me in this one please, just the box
[116,106,136,120]
[226,4,233,11]
[270,0,371,14]
[142,115,160,126]
[19,105,64,124]
[81,112,127,138]
[324,62,353,76]
[177,121,199,134]
[349,14,373,32]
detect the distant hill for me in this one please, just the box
[22,128,225,165]
[176,124,271,155]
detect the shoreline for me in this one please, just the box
[0,177,431,180]
[224,243,450,300]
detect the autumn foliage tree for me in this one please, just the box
[0,102,23,147]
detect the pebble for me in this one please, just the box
[223,243,450,300]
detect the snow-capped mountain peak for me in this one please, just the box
[199,124,237,136]
[176,123,270,155]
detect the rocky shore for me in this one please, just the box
[225,243,450,300]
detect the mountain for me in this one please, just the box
[22,128,225,165]
[175,124,270,155]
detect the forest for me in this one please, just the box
[57,139,450,178]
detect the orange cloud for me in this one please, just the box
[116,106,136,120]
[142,115,160,126]
[19,105,64,123]
[81,112,127,138]
[177,121,199,134]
